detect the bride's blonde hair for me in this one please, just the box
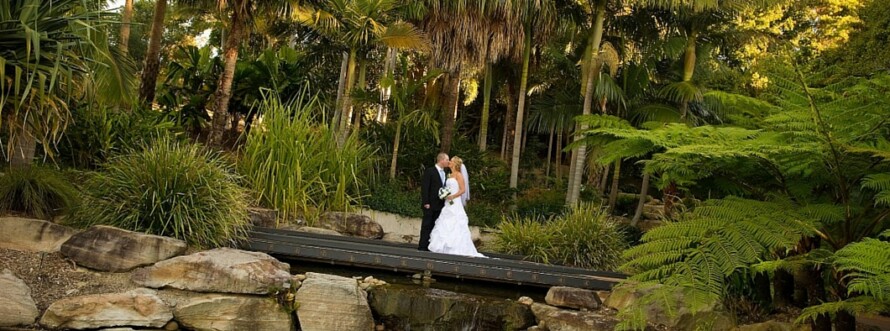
[450,156,463,173]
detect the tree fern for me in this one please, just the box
[863,174,890,207]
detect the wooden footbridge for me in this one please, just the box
[245,227,626,290]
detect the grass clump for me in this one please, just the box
[239,91,375,223]
[0,165,78,219]
[494,203,627,270]
[72,137,249,247]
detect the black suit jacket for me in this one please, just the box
[421,166,449,211]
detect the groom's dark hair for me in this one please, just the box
[436,153,449,162]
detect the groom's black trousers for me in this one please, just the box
[418,208,442,251]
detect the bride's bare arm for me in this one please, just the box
[450,172,466,200]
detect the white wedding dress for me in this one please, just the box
[428,177,485,258]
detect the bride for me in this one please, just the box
[428,156,485,258]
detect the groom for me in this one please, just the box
[418,153,450,251]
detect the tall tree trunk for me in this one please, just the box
[631,171,650,226]
[773,269,795,309]
[208,13,246,147]
[389,121,402,179]
[598,163,610,197]
[138,0,167,104]
[478,63,493,151]
[440,70,461,153]
[545,125,554,177]
[679,29,697,119]
[9,129,36,168]
[567,0,605,206]
[510,36,532,189]
[352,60,368,133]
[607,160,621,211]
[119,0,134,54]
[555,131,564,180]
[333,51,348,132]
[338,49,358,146]
[378,48,396,122]
[501,82,515,160]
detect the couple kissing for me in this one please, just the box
[418,153,485,258]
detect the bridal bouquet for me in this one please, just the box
[438,187,454,205]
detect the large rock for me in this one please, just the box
[248,207,280,228]
[174,294,294,331]
[0,217,77,252]
[61,225,187,272]
[545,286,601,310]
[605,283,734,330]
[368,285,534,331]
[294,272,374,331]
[531,303,616,331]
[318,212,384,239]
[0,269,39,327]
[39,288,172,330]
[132,248,290,295]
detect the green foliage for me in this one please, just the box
[0,165,78,219]
[58,104,180,168]
[363,181,422,218]
[239,91,375,222]
[71,137,249,248]
[465,200,503,228]
[495,204,627,270]
[798,238,890,323]
[514,188,567,219]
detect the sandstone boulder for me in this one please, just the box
[247,207,280,227]
[174,294,294,331]
[60,225,187,272]
[318,212,384,239]
[733,320,812,331]
[0,269,39,327]
[295,272,374,331]
[39,288,172,330]
[531,303,616,331]
[368,285,534,331]
[132,248,290,295]
[605,283,734,330]
[0,217,77,252]
[545,286,601,310]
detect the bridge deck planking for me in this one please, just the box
[247,227,626,290]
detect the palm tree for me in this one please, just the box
[294,0,428,147]
[383,63,442,179]
[138,0,167,104]
[1,0,131,167]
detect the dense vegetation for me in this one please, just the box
[0,0,887,329]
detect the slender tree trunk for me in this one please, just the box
[119,0,134,54]
[9,129,36,168]
[555,131,564,180]
[338,49,358,146]
[598,163,610,197]
[138,0,167,104]
[440,70,461,153]
[478,63,493,151]
[631,171,650,226]
[333,51,348,131]
[510,36,532,189]
[607,160,621,211]
[567,0,605,206]
[389,121,402,179]
[208,13,246,147]
[352,60,368,133]
[378,48,396,122]
[501,82,515,160]
[679,29,697,119]
[545,125,554,177]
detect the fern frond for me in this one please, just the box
[863,174,890,207]
[797,296,890,324]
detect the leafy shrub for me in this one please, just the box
[465,200,503,228]
[71,137,249,247]
[515,188,567,218]
[364,181,422,218]
[59,104,180,168]
[239,92,375,222]
[0,166,78,219]
[495,204,627,270]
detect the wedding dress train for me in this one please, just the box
[428,177,485,258]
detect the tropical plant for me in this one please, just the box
[495,203,627,269]
[293,0,428,146]
[0,165,78,219]
[0,0,133,167]
[239,90,375,223]
[71,137,250,248]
